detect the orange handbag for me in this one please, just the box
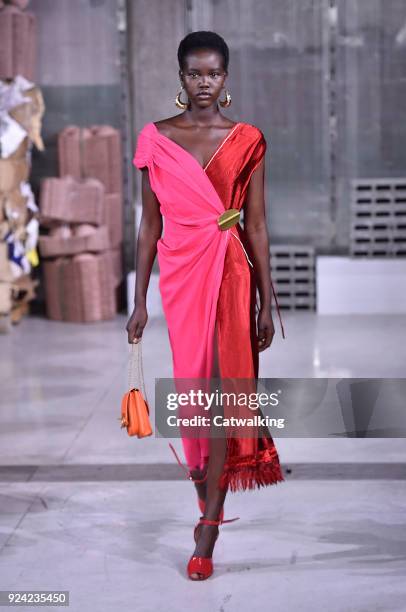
[119,339,152,438]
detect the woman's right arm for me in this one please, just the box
[126,167,162,343]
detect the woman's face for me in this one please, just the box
[179,48,227,108]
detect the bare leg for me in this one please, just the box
[191,320,229,560]
[190,464,208,505]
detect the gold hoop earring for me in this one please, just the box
[175,86,189,110]
[218,88,231,108]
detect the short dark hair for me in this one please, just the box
[177,30,229,72]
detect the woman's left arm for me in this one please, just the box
[243,156,275,351]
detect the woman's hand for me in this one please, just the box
[126,304,148,344]
[257,306,275,352]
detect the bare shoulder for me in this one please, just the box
[155,115,240,137]
[153,115,186,137]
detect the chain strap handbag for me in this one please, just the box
[119,338,152,438]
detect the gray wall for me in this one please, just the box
[27,0,406,264]
[129,0,331,247]
[28,0,130,277]
[30,0,122,187]
[336,0,406,246]
[129,0,406,252]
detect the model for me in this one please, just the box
[126,30,286,580]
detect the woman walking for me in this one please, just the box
[126,30,286,580]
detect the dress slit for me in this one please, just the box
[208,268,232,490]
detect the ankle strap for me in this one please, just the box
[199,516,240,526]
[168,443,208,484]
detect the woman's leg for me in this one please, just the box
[180,437,208,504]
[192,319,229,560]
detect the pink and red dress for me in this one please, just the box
[133,121,285,492]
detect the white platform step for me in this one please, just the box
[317,256,406,314]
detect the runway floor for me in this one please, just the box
[0,313,405,612]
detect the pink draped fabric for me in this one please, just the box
[134,121,234,380]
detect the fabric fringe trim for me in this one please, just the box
[218,449,285,493]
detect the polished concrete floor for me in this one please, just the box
[0,312,405,612]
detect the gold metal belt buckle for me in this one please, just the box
[218,209,240,231]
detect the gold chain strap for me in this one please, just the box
[128,339,147,400]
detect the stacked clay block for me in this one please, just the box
[58,125,124,247]
[39,176,106,226]
[0,3,36,82]
[38,125,124,322]
[42,252,116,323]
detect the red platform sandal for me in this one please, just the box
[187,515,240,581]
